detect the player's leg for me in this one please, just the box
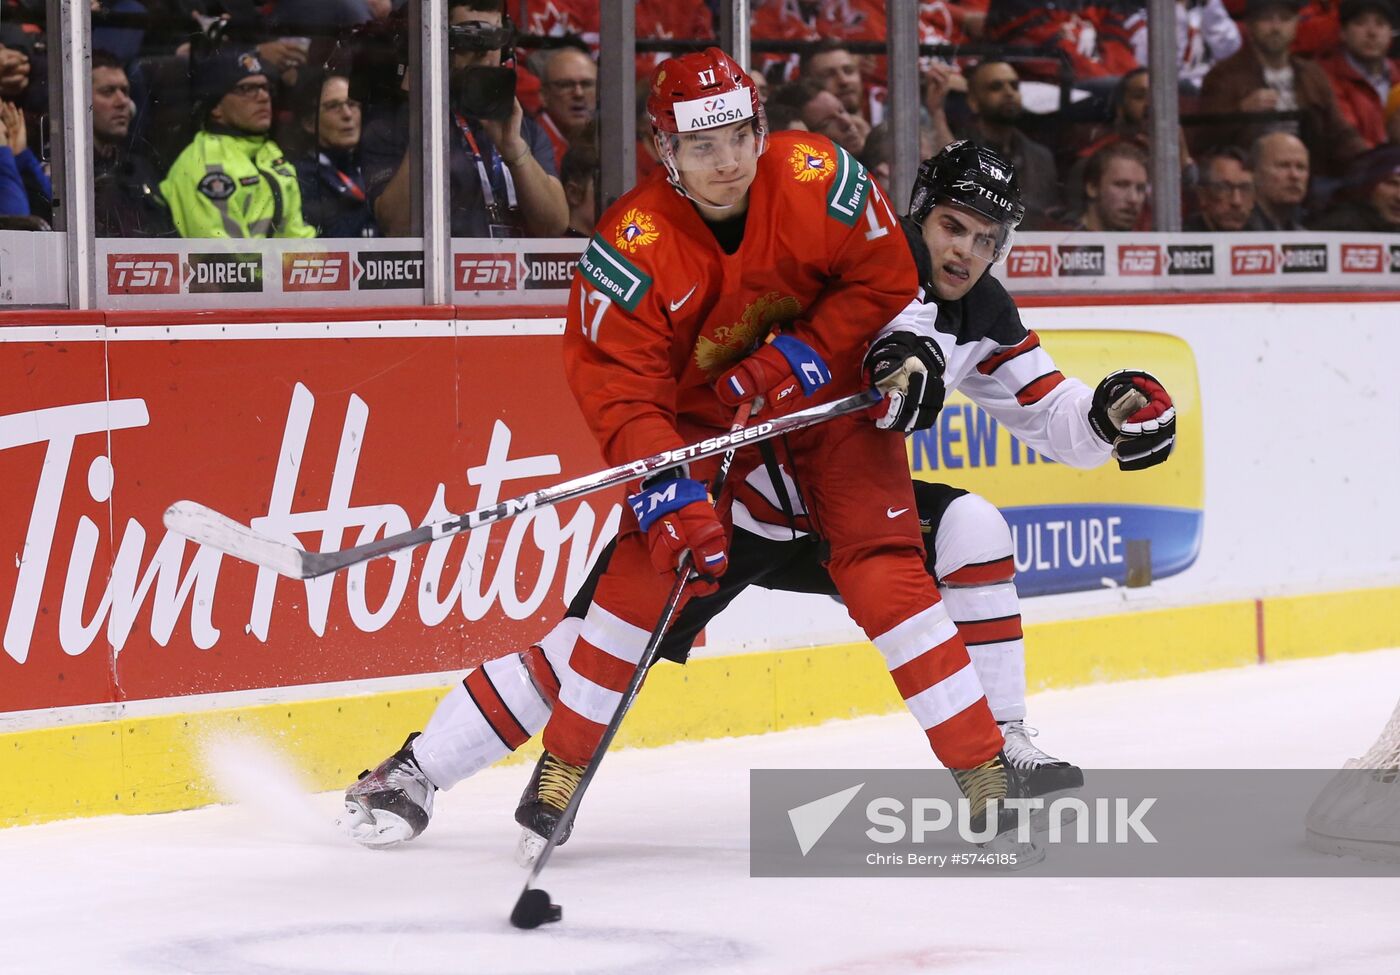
[789,417,1037,852]
[915,482,1083,799]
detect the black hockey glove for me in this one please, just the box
[863,331,947,433]
[1088,369,1176,471]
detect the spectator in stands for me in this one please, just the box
[560,142,596,237]
[1128,0,1242,94]
[1250,130,1311,228]
[1293,0,1343,58]
[91,0,149,68]
[1198,0,1367,177]
[962,60,1058,226]
[800,39,870,121]
[1321,0,1398,150]
[984,0,1139,83]
[0,105,27,217]
[919,61,958,162]
[748,67,769,105]
[0,98,50,220]
[292,71,378,238]
[859,119,939,198]
[0,42,30,100]
[160,47,314,238]
[535,42,596,170]
[1185,145,1265,229]
[91,49,174,237]
[1078,142,1150,231]
[1311,143,1400,229]
[363,0,566,237]
[634,87,661,180]
[771,79,868,155]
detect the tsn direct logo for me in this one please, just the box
[1231,243,1328,275]
[283,252,350,292]
[107,254,180,294]
[456,253,518,290]
[1006,245,1052,277]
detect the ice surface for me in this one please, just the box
[3,649,1399,974]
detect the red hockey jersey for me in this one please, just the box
[563,130,917,470]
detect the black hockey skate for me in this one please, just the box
[513,750,585,866]
[1000,719,1085,799]
[950,751,1045,867]
[338,732,437,849]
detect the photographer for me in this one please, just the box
[362,0,566,237]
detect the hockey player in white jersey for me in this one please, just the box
[339,141,1176,849]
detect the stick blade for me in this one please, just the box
[163,500,310,579]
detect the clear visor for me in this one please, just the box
[658,120,762,175]
[932,205,1017,265]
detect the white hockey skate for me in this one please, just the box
[338,733,438,849]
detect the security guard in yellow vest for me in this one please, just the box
[161,49,314,239]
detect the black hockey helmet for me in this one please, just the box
[908,140,1025,263]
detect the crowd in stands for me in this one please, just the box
[1,0,1398,238]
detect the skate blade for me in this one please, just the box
[515,827,547,867]
[1028,790,1083,836]
[338,802,416,849]
[978,834,1046,871]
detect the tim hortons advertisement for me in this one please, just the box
[0,328,620,714]
[907,331,1203,596]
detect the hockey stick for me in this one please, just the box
[510,399,758,930]
[163,388,880,580]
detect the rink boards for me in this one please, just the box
[1,293,1397,825]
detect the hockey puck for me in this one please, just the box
[510,888,562,929]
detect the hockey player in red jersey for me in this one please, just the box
[338,139,1176,853]
[531,47,1037,843]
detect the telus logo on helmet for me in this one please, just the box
[951,179,1012,214]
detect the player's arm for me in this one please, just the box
[563,245,685,467]
[785,153,919,392]
[958,332,1175,471]
[717,147,918,415]
[565,240,730,591]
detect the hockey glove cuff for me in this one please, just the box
[716,335,831,417]
[627,475,729,595]
[1088,369,1176,471]
[863,331,948,433]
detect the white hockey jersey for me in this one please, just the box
[732,256,1111,540]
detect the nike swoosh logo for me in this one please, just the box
[886,507,908,519]
[669,284,698,313]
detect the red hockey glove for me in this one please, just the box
[716,335,832,417]
[1088,370,1176,471]
[627,475,729,596]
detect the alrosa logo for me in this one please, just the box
[108,255,180,294]
[1231,245,1276,274]
[0,386,620,665]
[1007,246,1052,277]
